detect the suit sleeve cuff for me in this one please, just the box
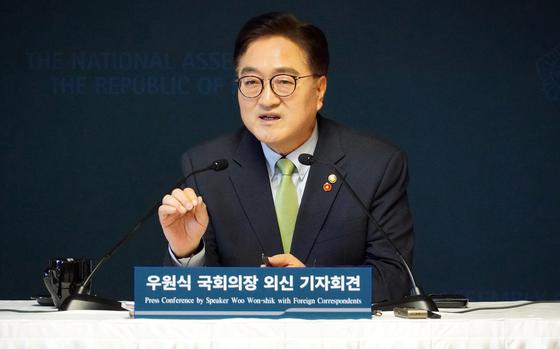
[167,242,205,267]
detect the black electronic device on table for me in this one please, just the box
[428,294,469,308]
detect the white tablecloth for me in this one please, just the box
[1,300,559,348]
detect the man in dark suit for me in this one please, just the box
[159,12,414,303]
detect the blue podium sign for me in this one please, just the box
[134,267,372,319]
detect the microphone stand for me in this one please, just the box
[59,160,228,311]
[298,154,438,313]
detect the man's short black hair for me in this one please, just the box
[233,12,329,76]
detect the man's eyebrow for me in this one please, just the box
[239,67,259,75]
[273,67,300,75]
[238,66,301,76]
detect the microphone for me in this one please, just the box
[298,153,438,312]
[209,159,229,171]
[59,159,229,311]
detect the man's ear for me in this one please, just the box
[316,75,327,111]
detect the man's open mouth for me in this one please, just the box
[259,114,280,121]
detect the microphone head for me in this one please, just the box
[211,159,229,171]
[298,153,315,166]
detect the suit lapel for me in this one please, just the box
[291,118,346,264]
[229,130,284,255]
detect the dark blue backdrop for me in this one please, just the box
[1,1,559,301]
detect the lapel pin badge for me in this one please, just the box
[328,174,337,184]
[323,182,332,192]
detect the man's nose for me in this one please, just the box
[258,81,281,108]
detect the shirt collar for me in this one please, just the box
[261,121,319,180]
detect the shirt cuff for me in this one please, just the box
[168,243,205,267]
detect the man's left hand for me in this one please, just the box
[266,254,305,267]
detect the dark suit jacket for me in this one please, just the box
[168,116,414,303]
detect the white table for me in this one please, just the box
[1,300,559,348]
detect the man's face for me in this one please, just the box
[236,36,327,155]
